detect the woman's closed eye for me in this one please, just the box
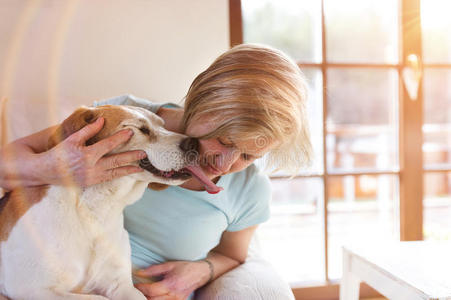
[217,137,234,148]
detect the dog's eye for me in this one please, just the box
[241,153,253,161]
[140,127,150,135]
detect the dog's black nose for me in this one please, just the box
[179,137,199,153]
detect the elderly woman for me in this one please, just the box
[0,44,312,300]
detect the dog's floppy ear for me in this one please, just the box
[148,183,169,191]
[48,106,99,149]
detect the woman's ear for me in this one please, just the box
[147,182,169,191]
[47,106,98,149]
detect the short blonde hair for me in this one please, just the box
[181,44,313,175]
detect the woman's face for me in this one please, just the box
[185,117,276,180]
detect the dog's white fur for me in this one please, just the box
[0,105,192,300]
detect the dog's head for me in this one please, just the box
[48,105,204,188]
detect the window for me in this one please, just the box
[234,0,450,291]
[421,0,451,241]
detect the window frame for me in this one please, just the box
[229,0,445,297]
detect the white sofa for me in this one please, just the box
[195,235,295,300]
[196,255,295,300]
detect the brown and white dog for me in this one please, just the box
[0,105,220,300]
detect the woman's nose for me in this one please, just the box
[179,137,199,153]
[214,148,240,173]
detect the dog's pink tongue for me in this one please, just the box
[185,165,223,194]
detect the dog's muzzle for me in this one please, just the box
[139,158,192,180]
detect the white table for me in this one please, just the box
[340,242,451,300]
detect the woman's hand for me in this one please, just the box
[134,261,211,300]
[0,117,146,190]
[43,117,146,187]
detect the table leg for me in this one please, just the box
[340,249,361,300]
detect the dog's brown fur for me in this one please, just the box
[0,98,8,147]
[0,186,49,242]
[48,105,142,149]
[0,105,166,244]
[0,98,49,244]
[0,105,140,242]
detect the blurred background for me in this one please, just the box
[1,0,450,299]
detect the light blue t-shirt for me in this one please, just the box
[125,163,271,268]
[94,95,271,268]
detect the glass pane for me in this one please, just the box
[423,68,451,167]
[326,68,398,172]
[424,172,451,240]
[242,0,322,63]
[328,174,399,279]
[324,0,398,63]
[303,67,323,174]
[258,177,325,283]
[421,0,451,64]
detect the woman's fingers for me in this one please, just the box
[69,117,105,145]
[98,150,147,170]
[135,282,170,297]
[136,263,173,277]
[89,129,134,159]
[52,119,150,187]
[101,165,144,182]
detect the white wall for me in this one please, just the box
[0,0,229,140]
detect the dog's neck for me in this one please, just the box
[74,177,148,223]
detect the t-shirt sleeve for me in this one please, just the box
[226,172,271,232]
[93,94,170,113]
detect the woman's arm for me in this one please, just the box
[206,225,258,278]
[134,225,258,299]
[0,118,145,190]
[0,125,63,189]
